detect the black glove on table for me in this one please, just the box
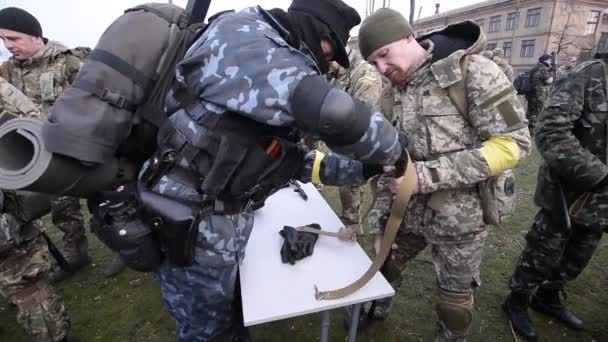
[279,223,320,265]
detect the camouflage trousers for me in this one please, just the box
[339,184,363,226]
[51,196,87,262]
[156,212,254,342]
[510,208,603,293]
[525,95,546,137]
[0,235,70,341]
[374,229,485,341]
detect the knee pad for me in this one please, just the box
[435,289,474,337]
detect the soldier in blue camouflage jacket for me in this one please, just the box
[143,1,406,340]
[503,51,608,341]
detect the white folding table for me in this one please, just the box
[239,182,394,341]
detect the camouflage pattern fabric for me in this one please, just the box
[146,7,402,340]
[365,24,531,341]
[525,63,553,136]
[509,209,602,293]
[333,50,382,231]
[3,41,87,262]
[156,212,253,341]
[50,197,87,262]
[0,235,70,342]
[0,75,70,341]
[2,41,82,119]
[492,48,514,82]
[510,57,608,293]
[0,77,40,117]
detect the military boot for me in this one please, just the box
[530,286,584,330]
[50,236,91,283]
[368,296,393,320]
[103,253,127,277]
[502,291,537,341]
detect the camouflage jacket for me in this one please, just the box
[534,58,608,209]
[1,40,83,119]
[0,80,43,249]
[493,56,514,82]
[556,65,574,81]
[0,77,40,118]
[334,50,382,103]
[528,62,553,100]
[372,22,531,242]
[154,6,401,204]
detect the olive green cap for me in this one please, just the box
[358,8,413,60]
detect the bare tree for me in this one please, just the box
[550,1,579,58]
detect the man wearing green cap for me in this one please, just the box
[358,8,531,341]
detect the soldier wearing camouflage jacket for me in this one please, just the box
[358,9,531,341]
[330,48,382,235]
[0,77,70,342]
[503,53,608,341]
[137,1,406,340]
[0,7,91,280]
[526,54,554,136]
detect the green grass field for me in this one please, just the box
[1,151,607,341]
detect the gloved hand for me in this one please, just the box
[279,223,320,265]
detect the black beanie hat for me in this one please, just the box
[0,7,43,38]
[289,0,361,69]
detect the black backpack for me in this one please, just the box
[513,65,539,95]
[43,3,205,167]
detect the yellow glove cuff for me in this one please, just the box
[479,137,520,176]
[311,150,326,184]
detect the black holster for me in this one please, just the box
[138,189,199,267]
[91,194,163,272]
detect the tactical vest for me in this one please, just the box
[154,102,303,213]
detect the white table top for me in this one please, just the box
[239,182,395,327]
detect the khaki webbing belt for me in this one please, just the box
[308,152,416,300]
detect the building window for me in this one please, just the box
[506,12,519,31]
[521,39,535,57]
[486,42,497,50]
[503,41,512,57]
[585,10,601,35]
[599,32,608,53]
[489,15,502,33]
[525,8,541,27]
[475,18,486,29]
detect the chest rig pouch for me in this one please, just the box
[157,102,304,212]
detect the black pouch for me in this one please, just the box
[91,196,163,272]
[137,189,199,267]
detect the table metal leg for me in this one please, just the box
[320,310,331,342]
[347,303,362,342]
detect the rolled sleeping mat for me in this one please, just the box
[0,114,136,197]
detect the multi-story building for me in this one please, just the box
[406,0,608,74]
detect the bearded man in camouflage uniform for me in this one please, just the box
[328,48,382,235]
[503,50,608,341]
[525,53,554,136]
[0,7,125,279]
[0,77,71,342]
[359,9,531,341]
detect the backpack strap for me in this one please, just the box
[446,55,470,116]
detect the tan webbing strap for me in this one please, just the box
[297,225,357,241]
[314,152,416,300]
